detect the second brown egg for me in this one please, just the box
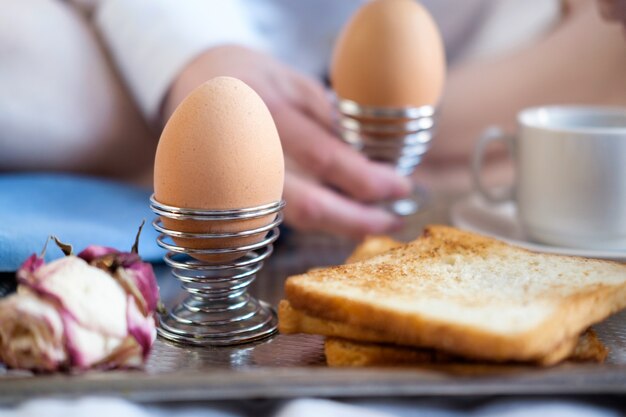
[331,0,446,108]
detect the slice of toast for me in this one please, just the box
[345,235,403,263]
[282,234,609,366]
[278,299,605,366]
[280,236,609,365]
[324,330,608,367]
[284,225,626,362]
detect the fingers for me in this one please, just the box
[289,70,335,129]
[597,0,626,21]
[283,174,404,239]
[274,105,412,202]
[597,0,616,20]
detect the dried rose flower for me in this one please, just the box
[0,225,159,372]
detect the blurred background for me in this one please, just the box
[0,0,625,267]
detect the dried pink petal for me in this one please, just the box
[96,337,143,369]
[17,254,45,277]
[29,257,128,339]
[77,245,118,263]
[0,293,67,371]
[62,311,125,369]
[125,262,159,313]
[126,296,156,359]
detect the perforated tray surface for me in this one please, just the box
[2,204,626,404]
[2,310,626,404]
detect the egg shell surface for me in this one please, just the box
[154,76,284,262]
[331,0,446,108]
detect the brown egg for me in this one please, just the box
[331,0,446,108]
[154,76,284,262]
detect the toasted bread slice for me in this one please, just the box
[345,236,403,263]
[283,233,610,366]
[279,299,387,342]
[278,299,606,366]
[285,225,626,362]
[324,330,608,367]
[570,328,610,362]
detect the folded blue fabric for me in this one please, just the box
[0,173,165,272]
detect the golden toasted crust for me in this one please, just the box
[570,329,609,362]
[285,225,626,362]
[345,236,403,264]
[325,330,607,367]
[325,337,450,367]
[279,300,607,366]
[279,299,389,342]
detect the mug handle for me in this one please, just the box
[471,126,515,203]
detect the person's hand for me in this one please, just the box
[597,0,626,26]
[163,45,412,238]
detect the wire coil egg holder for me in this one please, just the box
[151,195,285,346]
[335,97,437,215]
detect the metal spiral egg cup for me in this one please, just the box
[150,196,285,346]
[335,97,437,215]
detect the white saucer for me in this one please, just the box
[450,194,626,262]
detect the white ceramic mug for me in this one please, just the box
[472,105,626,251]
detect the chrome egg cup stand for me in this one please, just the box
[150,196,285,346]
[335,97,437,215]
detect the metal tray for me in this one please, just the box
[2,208,626,404]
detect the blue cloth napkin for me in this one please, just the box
[0,173,165,272]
